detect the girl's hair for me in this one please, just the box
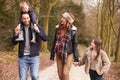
[19,1,29,8]
[93,38,102,60]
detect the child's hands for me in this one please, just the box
[73,62,79,67]
[50,60,55,64]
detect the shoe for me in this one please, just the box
[31,32,36,43]
[15,31,24,41]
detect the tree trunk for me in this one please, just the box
[40,0,59,53]
[114,27,120,62]
[97,0,115,57]
[96,0,102,38]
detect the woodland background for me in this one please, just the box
[0,0,119,61]
[0,0,120,80]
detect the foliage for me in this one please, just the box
[48,1,88,50]
[0,0,19,51]
[96,0,120,61]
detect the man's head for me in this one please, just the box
[20,1,29,12]
[21,13,30,26]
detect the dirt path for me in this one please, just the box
[39,63,90,80]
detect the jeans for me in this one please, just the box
[18,55,40,80]
[89,69,103,80]
[56,53,73,80]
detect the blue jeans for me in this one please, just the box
[89,69,103,80]
[18,55,40,80]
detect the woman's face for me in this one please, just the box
[90,39,96,49]
[60,17,68,27]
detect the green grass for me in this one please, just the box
[0,52,17,63]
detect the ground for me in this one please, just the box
[0,51,120,80]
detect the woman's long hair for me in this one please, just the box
[93,38,102,60]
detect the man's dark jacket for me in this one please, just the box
[12,24,48,58]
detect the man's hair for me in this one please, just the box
[22,12,29,15]
[21,12,30,19]
[19,1,29,8]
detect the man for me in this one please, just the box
[50,12,79,80]
[12,12,48,80]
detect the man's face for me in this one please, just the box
[21,14,30,26]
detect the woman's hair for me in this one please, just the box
[93,38,102,60]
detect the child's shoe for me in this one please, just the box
[15,31,24,41]
[31,32,36,43]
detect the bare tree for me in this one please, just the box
[114,27,120,62]
[96,0,115,57]
[40,0,59,53]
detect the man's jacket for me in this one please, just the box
[12,24,48,58]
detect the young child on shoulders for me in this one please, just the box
[15,1,39,43]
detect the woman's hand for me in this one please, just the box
[73,62,79,67]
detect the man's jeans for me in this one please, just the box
[18,55,40,80]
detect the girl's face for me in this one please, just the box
[90,39,96,49]
[21,5,29,12]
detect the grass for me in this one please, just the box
[0,51,17,63]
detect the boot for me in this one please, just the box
[15,31,24,41]
[31,32,36,43]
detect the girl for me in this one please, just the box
[78,38,111,80]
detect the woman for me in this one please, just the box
[78,38,111,80]
[50,12,79,80]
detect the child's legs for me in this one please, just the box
[95,73,103,80]
[89,69,96,80]
[89,69,103,80]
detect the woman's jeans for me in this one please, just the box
[56,53,73,80]
[18,55,40,80]
[89,69,103,80]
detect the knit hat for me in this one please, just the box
[62,12,74,24]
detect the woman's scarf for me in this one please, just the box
[54,25,72,64]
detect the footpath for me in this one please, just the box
[39,63,90,80]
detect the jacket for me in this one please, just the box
[79,48,111,75]
[12,23,48,58]
[50,25,79,62]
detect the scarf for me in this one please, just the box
[54,25,72,64]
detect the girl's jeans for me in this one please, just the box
[89,69,103,80]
